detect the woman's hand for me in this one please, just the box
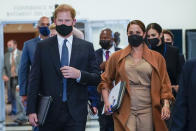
[104,101,113,115]
[161,105,170,120]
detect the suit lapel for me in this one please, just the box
[49,36,61,77]
[97,49,103,64]
[7,53,11,69]
[69,37,80,67]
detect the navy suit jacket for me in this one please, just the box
[27,35,100,122]
[95,47,121,67]
[19,37,40,96]
[171,58,196,131]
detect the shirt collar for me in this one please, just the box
[39,35,43,40]
[103,43,115,54]
[57,34,73,46]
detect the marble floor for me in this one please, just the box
[5,119,99,131]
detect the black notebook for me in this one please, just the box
[37,95,52,126]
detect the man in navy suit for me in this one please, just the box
[18,16,50,128]
[19,16,50,99]
[27,4,100,131]
[171,58,196,131]
[96,28,121,131]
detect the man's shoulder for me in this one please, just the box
[167,44,179,53]
[74,37,92,44]
[37,36,57,47]
[17,50,22,54]
[74,37,93,47]
[24,37,40,44]
[95,48,102,53]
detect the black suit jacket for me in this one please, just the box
[164,44,182,85]
[95,47,121,66]
[27,36,100,122]
[171,58,196,131]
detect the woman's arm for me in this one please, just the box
[98,53,118,114]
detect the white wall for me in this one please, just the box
[0,0,196,53]
[1,0,196,29]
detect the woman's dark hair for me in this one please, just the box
[146,23,162,34]
[127,20,145,33]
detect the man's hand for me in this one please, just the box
[104,101,113,115]
[2,75,9,82]
[60,66,80,79]
[92,107,98,115]
[21,96,27,105]
[29,113,38,127]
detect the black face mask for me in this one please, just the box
[99,40,112,50]
[128,35,143,47]
[148,38,160,48]
[56,24,73,37]
[165,42,172,45]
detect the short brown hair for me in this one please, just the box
[8,39,17,45]
[54,4,76,19]
[127,20,145,33]
[162,30,174,40]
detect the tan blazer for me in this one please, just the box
[98,44,174,131]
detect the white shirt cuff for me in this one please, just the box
[76,71,81,83]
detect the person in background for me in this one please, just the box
[113,32,120,47]
[3,40,22,116]
[163,29,185,77]
[98,20,174,131]
[146,23,183,129]
[18,16,50,130]
[162,30,174,46]
[171,58,196,131]
[146,23,182,96]
[27,4,100,131]
[49,23,57,37]
[95,28,121,131]
[19,16,50,104]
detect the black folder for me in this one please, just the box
[37,96,52,126]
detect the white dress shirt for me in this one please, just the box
[10,49,18,64]
[57,34,73,65]
[102,44,115,62]
[57,34,81,81]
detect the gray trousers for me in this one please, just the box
[15,89,27,120]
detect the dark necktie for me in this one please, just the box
[106,50,110,61]
[61,39,68,102]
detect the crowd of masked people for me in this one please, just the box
[2,3,196,131]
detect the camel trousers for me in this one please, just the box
[126,86,154,131]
